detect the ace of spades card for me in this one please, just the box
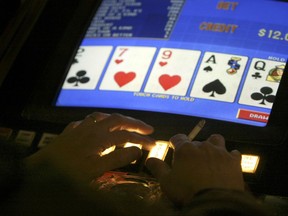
[62,46,113,89]
[99,46,156,92]
[238,58,286,108]
[190,52,248,102]
[144,48,201,95]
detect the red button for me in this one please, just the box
[237,109,269,123]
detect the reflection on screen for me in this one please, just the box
[56,0,288,127]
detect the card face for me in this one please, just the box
[144,48,201,95]
[100,46,156,92]
[62,46,113,89]
[190,52,248,102]
[238,58,285,108]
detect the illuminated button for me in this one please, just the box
[100,145,116,156]
[237,109,269,123]
[241,154,260,173]
[147,140,170,161]
[15,130,36,146]
[100,143,142,157]
[124,142,142,150]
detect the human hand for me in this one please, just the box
[26,112,155,184]
[146,134,244,206]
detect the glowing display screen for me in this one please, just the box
[56,0,288,127]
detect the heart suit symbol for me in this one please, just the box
[114,71,136,87]
[159,74,181,91]
[115,59,123,64]
[159,61,167,67]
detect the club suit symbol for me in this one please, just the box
[67,70,90,86]
[251,87,275,105]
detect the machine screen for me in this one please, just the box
[55,0,288,127]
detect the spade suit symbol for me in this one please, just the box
[204,66,213,72]
[203,79,226,97]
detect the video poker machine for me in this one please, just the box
[1,0,288,209]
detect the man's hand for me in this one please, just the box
[146,134,244,206]
[26,112,155,184]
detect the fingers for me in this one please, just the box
[103,113,154,135]
[95,147,142,176]
[108,130,155,150]
[62,121,82,134]
[170,133,240,159]
[170,134,191,149]
[146,158,171,180]
[81,112,111,127]
[171,133,225,150]
[81,113,154,135]
[231,149,242,160]
[73,129,154,156]
[60,112,155,156]
[62,112,111,134]
[204,134,242,162]
[207,134,226,148]
[207,134,242,159]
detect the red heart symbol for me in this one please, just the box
[159,61,167,67]
[114,71,136,87]
[115,59,123,64]
[159,74,181,91]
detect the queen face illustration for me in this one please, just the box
[266,65,285,83]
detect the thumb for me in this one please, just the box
[145,158,170,180]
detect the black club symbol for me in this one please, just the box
[251,87,275,105]
[67,70,90,86]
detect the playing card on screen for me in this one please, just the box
[62,46,113,89]
[238,58,285,108]
[190,52,248,102]
[144,48,201,95]
[100,46,156,92]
